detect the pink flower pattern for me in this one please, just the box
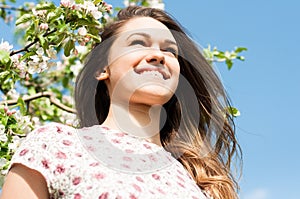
[9,123,209,199]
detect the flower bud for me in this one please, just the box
[39,23,49,30]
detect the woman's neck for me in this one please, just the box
[101,101,163,146]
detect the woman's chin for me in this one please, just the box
[130,87,174,105]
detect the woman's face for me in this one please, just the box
[104,17,180,106]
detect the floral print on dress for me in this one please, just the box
[9,123,209,199]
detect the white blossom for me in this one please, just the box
[6,89,19,100]
[31,116,42,127]
[83,1,98,12]
[148,0,165,10]
[91,10,103,19]
[60,0,74,8]
[32,8,47,16]
[70,60,83,77]
[78,27,87,36]
[14,111,32,134]
[75,45,88,55]
[47,47,57,59]
[0,39,13,52]
[28,47,52,74]
[0,124,5,135]
[8,136,23,151]
[123,0,129,7]
[0,124,7,143]
[0,158,7,168]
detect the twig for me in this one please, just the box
[0,4,29,12]
[0,91,76,114]
[10,29,57,56]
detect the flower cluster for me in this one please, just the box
[123,0,164,10]
[0,106,33,175]
[0,40,13,52]
[60,0,112,19]
[28,47,57,74]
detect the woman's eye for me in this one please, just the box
[129,40,146,46]
[163,47,178,57]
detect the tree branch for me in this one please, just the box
[0,91,76,114]
[0,4,29,12]
[10,29,57,56]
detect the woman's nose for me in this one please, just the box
[145,50,165,65]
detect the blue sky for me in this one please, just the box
[158,1,300,199]
[1,0,300,198]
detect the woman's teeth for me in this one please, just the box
[139,70,164,79]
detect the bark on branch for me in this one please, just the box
[0,4,28,12]
[0,91,76,114]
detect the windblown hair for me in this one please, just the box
[75,6,242,199]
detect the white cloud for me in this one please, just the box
[242,188,270,199]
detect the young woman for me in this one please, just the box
[1,6,242,199]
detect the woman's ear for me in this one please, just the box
[96,68,109,81]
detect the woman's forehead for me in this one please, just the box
[116,17,176,42]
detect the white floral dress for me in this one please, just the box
[10,123,209,199]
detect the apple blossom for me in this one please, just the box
[78,27,87,36]
[39,23,49,30]
[0,39,13,52]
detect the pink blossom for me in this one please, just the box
[55,164,65,174]
[152,173,160,180]
[99,192,109,199]
[72,177,81,185]
[39,23,48,30]
[136,176,144,182]
[74,193,81,199]
[56,151,67,159]
[19,149,29,156]
[94,173,105,180]
[62,139,72,146]
[132,184,142,192]
[41,159,50,169]
[60,0,72,8]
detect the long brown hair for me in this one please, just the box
[75,6,242,199]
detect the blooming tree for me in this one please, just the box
[0,0,246,184]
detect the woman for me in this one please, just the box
[1,6,241,199]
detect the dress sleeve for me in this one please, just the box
[8,123,75,196]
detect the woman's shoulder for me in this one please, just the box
[29,122,76,136]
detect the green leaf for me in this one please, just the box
[62,77,69,87]
[226,59,233,70]
[64,39,75,57]
[16,14,33,26]
[75,0,84,4]
[20,51,35,61]
[237,56,245,61]
[235,47,247,53]
[0,50,11,66]
[227,107,241,117]
[55,33,66,46]
[17,97,27,115]
[36,3,56,11]
[47,9,62,23]
[0,71,10,79]
[38,34,46,48]
[94,0,102,4]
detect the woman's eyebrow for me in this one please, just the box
[164,39,177,46]
[126,32,150,40]
[126,32,177,45]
